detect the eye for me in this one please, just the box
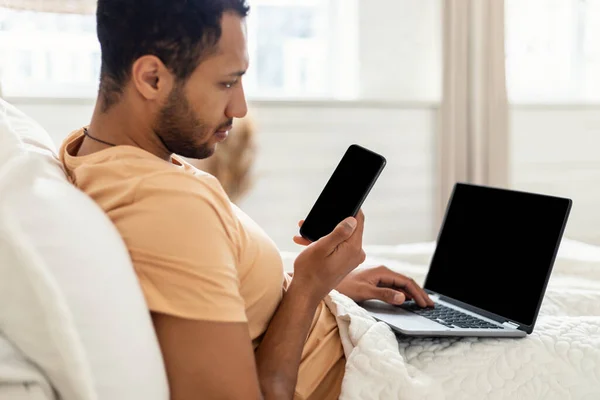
[222,80,238,89]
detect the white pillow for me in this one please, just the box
[0,99,169,400]
[0,99,61,173]
[0,335,57,400]
[0,153,96,400]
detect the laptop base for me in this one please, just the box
[361,299,527,338]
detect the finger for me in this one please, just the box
[419,286,435,306]
[391,289,434,308]
[425,292,435,307]
[388,288,413,300]
[315,216,357,255]
[369,287,406,305]
[377,272,431,308]
[374,267,434,306]
[293,235,311,246]
[347,210,365,248]
[298,220,304,228]
[402,279,430,308]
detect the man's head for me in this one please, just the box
[96,0,250,159]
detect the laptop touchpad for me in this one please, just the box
[361,300,445,330]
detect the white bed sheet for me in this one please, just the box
[283,237,600,399]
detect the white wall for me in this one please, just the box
[10,99,95,145]
[7,97,438,252]
[9,97,600,249]
[510,105,600,246]
[240,101,437,251]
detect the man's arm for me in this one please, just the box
[254,280,320,398]
[150,280,320,400]
[254,212,365,398]
[151,314,263,400]
[151,213,365,400]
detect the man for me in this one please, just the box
[59,1,434,399]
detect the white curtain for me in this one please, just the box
[0,0,95,14]
[437,0,510,224]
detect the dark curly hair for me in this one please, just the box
[96,0,250,111]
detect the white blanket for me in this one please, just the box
[321,239,600,399]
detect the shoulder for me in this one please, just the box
[133,168,240,242]
[135,167,231,209]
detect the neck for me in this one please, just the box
[81,90,171,161]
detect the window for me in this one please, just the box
[0,1,357,99]
[0,8,99,97]
[505,0,600,103]
[246,0,341,98]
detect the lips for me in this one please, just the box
[216,125,233,133]
[214,126,231,141]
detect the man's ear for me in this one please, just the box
[131,55,174,101]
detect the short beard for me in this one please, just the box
[153,82,214,160]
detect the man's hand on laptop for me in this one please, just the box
[293,219,433,308]
[335,266,434,308]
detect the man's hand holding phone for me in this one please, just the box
[292,213,434,308]
[288,144,430,308]
[290,210,367,305]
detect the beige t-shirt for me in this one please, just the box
[60,129,344,400]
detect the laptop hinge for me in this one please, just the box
[502,321,519,329]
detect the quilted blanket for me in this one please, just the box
[319,239,600,399]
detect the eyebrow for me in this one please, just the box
[227,70,247,77]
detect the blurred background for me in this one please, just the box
[1,0,599,252]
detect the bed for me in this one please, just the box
[282,237,600,399]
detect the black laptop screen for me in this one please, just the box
[424,183,571,327]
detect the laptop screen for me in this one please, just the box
[424,183,571,327]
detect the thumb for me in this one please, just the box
[316,217,357,253]
[370,288,406,305]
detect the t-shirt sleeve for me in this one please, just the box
[121,171,246,322]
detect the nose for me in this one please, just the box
[226,82,248,119]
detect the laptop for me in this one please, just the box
[360,182,572,338]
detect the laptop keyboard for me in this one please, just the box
[401,301,502,329]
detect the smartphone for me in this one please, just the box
[299,144,386,242]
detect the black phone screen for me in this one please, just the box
[300,144,386,241]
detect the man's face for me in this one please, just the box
[153,12,249,159]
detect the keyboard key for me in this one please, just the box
[401,301,503,330]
